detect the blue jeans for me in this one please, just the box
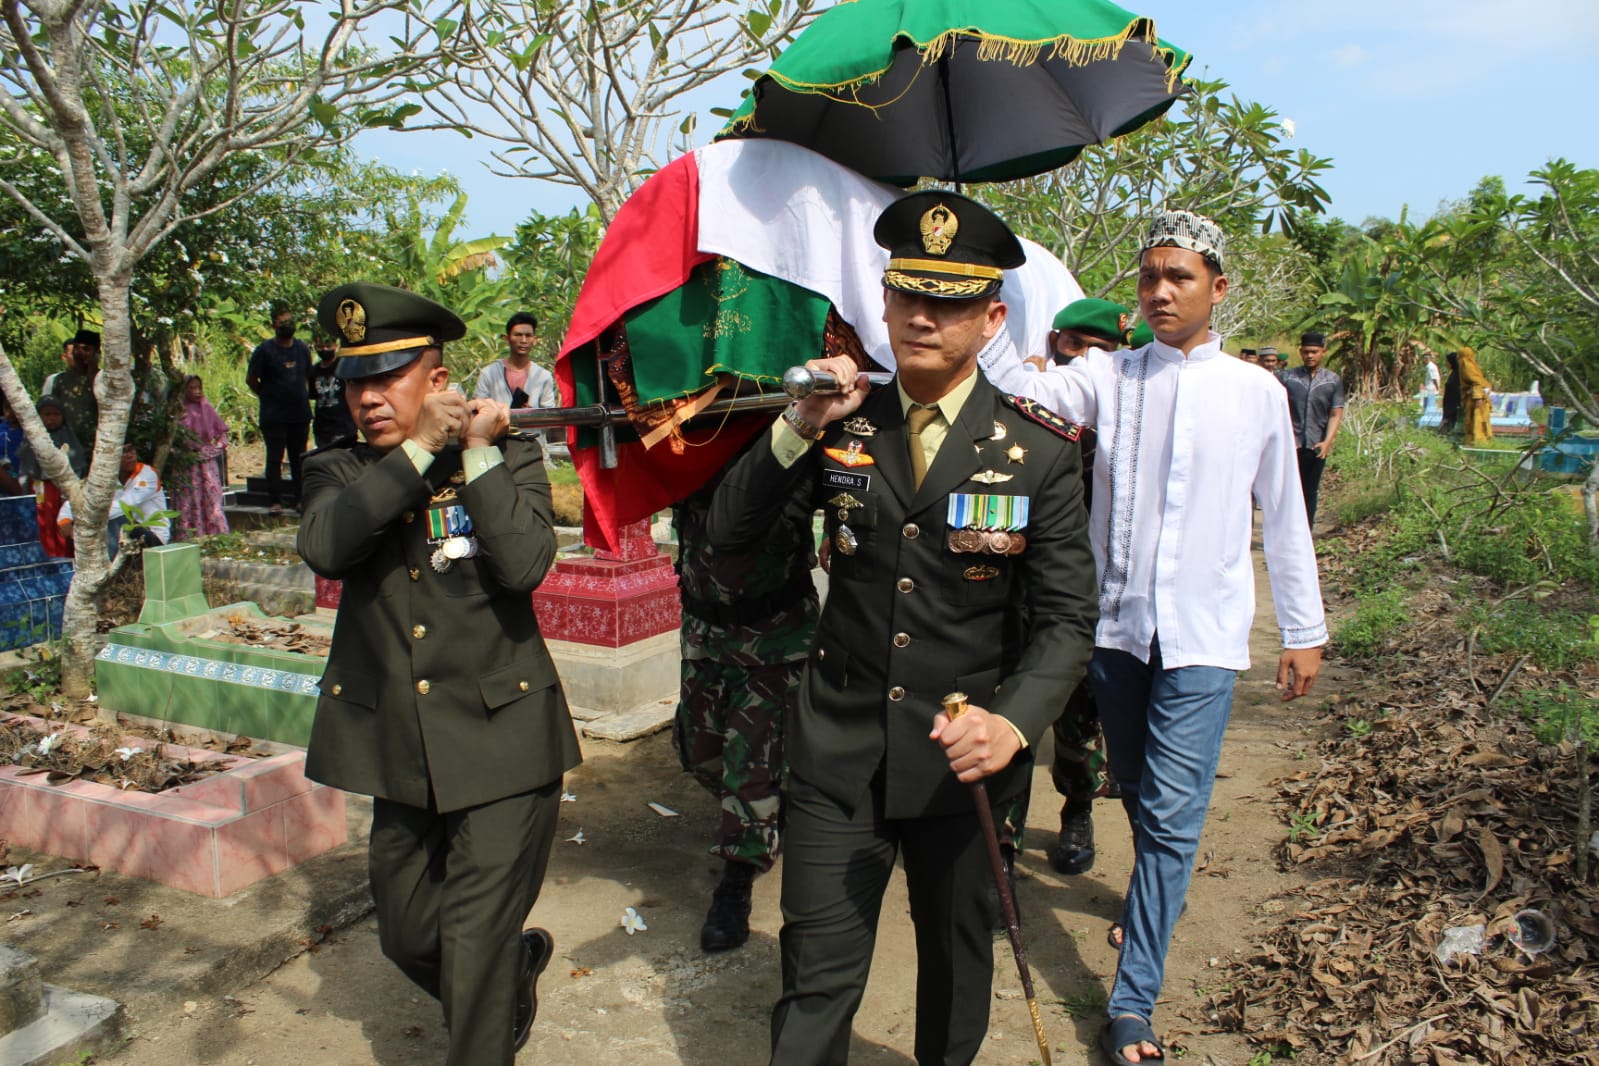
[1089,644,1236,1023]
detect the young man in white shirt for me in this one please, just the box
[978,210,1326,1064]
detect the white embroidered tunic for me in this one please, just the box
[980,332,1327,670]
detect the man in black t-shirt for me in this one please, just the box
[247,307,313,513]
[308,337,357,448]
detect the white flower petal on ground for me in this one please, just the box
[566,829,586,845]
[621,907,647,935]
[646,802,679,818]
[560,791,577,803]
[36,733,61,755]
[114,746,144,762]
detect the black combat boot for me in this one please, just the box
[700,862,757,952]
[1048,799,1096,875]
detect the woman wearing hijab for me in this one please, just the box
[1439,352,1462,435]
[172,375,231,538]
[17,396,86,557]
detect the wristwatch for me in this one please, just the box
[781,403,821,442]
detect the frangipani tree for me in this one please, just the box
[0,0,465,693]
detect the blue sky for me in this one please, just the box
[356,0,1599,238]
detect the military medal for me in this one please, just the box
[984,530,1013,554]
[824,439,876,467]
[992,421,1008,441]
[834,525,858,556]
[963,565,1000,582]
[842,417,878,438]
[970,470,1013,486]
[949,529,984,553]
[1006,442,1028,464]
[425,488,475,575]
[442,535,477,560]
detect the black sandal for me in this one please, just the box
[1100,1014,1164,1062]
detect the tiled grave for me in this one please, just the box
[0,713,345,897]
[94,543,326,747]
[0,494,73,651]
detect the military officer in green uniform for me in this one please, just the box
[297,282,581,1066]
[708,192,1098,1066]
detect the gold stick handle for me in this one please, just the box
[942,691,969,719]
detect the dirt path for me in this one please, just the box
[103,549,1344,1066]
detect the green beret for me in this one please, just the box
[1129,320,1154,348]
[1052,298,1131,345]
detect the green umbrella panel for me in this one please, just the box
[718,0,1192,185]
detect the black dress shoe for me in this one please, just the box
[700,862,757,952]
[514,927,554,1052]
[1049,804,1096,875]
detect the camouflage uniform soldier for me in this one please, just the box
[673,470,819,952]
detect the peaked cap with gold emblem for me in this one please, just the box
[874,191,1025,301]
[317,282,467,380]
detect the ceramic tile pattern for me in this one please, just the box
[0,716,345,897]
[0,495,72,651]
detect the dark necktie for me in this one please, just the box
[907,404,940,491]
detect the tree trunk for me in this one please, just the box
[57,277,139,698]
[1584,460,1599,546]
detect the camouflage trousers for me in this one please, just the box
[673,657,801,872]
[1002,680,1109,851]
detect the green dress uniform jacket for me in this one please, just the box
[297,436,581,813]
[708,373,1098,820]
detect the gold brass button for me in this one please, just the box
[902,522,920,539]
[416,679,430,695]
[330,683,342,696]
[892,632,910,649]
[403,511,415,524]
[409,568,421,581]
[518,680,530,692]
[888,686,906,701]
[896,577,914,593]
[412,624,427,640]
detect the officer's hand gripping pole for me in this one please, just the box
[505,367,894,469]
[942,692,1053,1066]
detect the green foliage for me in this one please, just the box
[3,642,62,702]
[1334,586,1410,658]
[1055,985,1107,1018]
[1469,600,1598,671]
[1506,683,1599,747]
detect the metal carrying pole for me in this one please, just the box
[941,692,1053,1066]
[506,369,894,437]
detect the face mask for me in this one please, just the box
[275,324,296,341]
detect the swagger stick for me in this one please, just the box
[942,692,1052,1066]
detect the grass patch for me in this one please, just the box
[1333,586,1410,658]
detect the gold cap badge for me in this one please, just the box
[336,298,367,343]
[919,204,958,256]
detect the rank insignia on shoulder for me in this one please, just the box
[963,565,1000,582]
[824,439,876,467]
[1002,394,1083,442]
[970,469,1013,486]
[842,416,878,438]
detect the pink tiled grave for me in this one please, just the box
[533,520,680,647]
[0,714,346,897]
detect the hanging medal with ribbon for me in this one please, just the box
[425,489,477,573]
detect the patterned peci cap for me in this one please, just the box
[1143,210,1226,273]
